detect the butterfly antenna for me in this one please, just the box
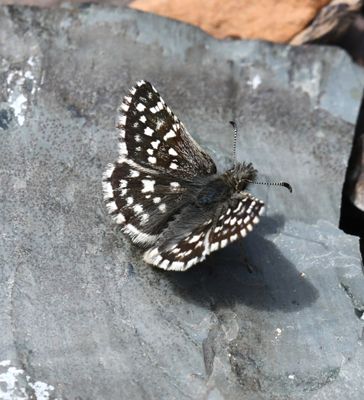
[229,121,238,168]
[252,180,293,193]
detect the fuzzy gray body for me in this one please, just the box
[103,81,264,271]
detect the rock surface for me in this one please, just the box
[1,5,364,400]
[130,0,331,42]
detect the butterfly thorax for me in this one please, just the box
[196,178,231,206]
[222,162,257,192]
[196,162,257,207]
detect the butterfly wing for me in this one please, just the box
[103,81,217,246]
[116,80,216,178]
[143,194,265,271]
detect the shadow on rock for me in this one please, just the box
[158,214,319,312]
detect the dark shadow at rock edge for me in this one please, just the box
[340,88,364,250]
[156,214,319,312]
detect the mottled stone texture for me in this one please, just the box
[1,5,364,400]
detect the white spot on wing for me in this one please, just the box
[168,148,178,156]
[124,224,158,245]
[188,234,201,243]
[170,261,186,270]
[144,127,154,136]
[102,181,113,200]
[114,213,125,224]
[133,204,143,214]
[141,179,155,193]
[136,103,146,112]
[211,242,219,251]
[159,259,170,269]
[106,201,118,213]
[164,130,176,140]
[151,140,160,149]
[103,163,115,180]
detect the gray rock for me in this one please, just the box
[0,5,364,400]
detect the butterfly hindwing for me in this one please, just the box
[208,195,264,252]
[143,195,264,271]
[143,203,215,270]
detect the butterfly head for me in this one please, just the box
[224,162,257,192]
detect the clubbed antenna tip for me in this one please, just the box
[281,182,293,193]
[253,180,293,193]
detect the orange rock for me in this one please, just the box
[130,0,331,43]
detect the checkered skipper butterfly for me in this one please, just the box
[103,81,292,271]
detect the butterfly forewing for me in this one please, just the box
[103,80,217,246]
[117,80,216,179]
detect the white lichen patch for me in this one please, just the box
[5,56,41,126]
[247,74,262,90]
[0,360,56,400]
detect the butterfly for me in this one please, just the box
[102,80,291,271]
